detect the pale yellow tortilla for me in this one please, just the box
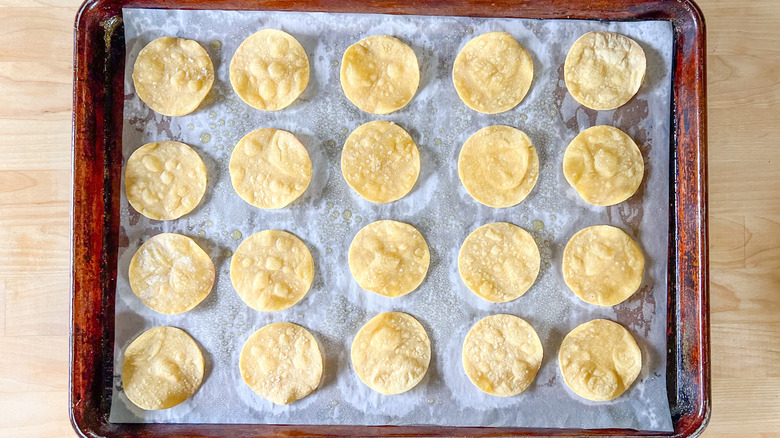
[559,319,642,401]
[341,121,420,203]
[351,312,431,395]
[563,125,644,206]
[230,230,314,311]
[462,314,543,396]
[348,220,430,298]
[229,129,312,209]
[129,233,214,315]
[125,141,207,221]
[458,125,539,208]
[562,225,644,307]
[564,31,646,110]
[453,31,534,114]
[230,29,309,111]
[240,322,323,405]
[458,222,540,303]
[122,326,204,410]
[133,37,214,116]
[340,35,419,114]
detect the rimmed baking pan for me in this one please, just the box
[71,0,708,436]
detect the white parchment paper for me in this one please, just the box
[111,8,673,431]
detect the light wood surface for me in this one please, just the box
[0,0,777,436]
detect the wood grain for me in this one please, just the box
[0,2,79,437]
[0,119,72,170]
[704,0,780,435]
[0,0,777,436]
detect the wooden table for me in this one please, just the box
[0,0,777,436]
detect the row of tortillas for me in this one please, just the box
[347,221,646,308]
[122,316,641,410]
[132,30,646,116]
[123,122,644,222]
[127,221,643,317]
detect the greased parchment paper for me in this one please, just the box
[112,8,673,431]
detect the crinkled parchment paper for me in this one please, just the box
[111,8,673,431]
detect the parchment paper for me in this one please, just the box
[111,8,673,431]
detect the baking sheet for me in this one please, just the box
[111,8,673,431]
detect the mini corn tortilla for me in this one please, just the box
[129,233,215,315]
[240,322,323,405]
[341,121,420,203]
[229,129,312,209]
[563,125,644,206]
[348,220,430,298]
[230,230,314,311]
[125,141,207,221]
[458,222,540,303]
[132,37,214,116]
[559,319,642,401]
[562,225,644,307]
[230,29,309,111]
[564,31,646,110]
[458,125,539,208]
[122,326,204,410]
[453,31,534,114]
[340,35,420,114]
[351,312,431,395]
[462,314,543,396]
